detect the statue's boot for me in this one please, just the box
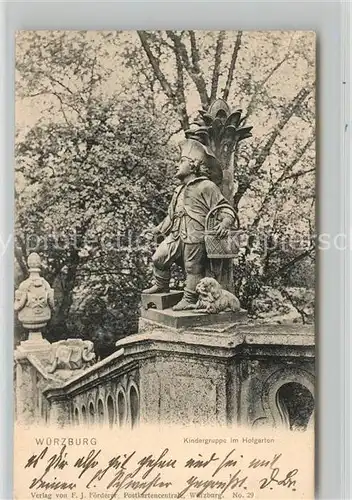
[172,289,198,311]
[143,269,170,294]
[173,274,201,311]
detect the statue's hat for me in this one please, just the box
[179,138,223,185]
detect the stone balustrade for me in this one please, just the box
[14,317,314,431]
[43,348,140,428]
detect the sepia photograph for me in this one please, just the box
[14,30,315,434]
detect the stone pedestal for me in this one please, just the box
[49,399,72,427]
[18,334,51,354]
[14,335,52,424]
[115,322,315,428]
[141,306,247,329]
[28,331,45,342]
[141,291,183,310]
[140,291,247,330]
[35,318,314,429]
[15,358,36,424]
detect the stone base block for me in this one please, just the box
[18,334,51,353]
[141,291,184,310]
[140,307,247,329]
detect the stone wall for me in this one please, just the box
[15,348,54,424]
[41,349,141,428]
[14,319,314,430]
[230,348,314,429]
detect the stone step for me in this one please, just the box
[141,291,184,310]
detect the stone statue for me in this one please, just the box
[193,277,241,314]
[48,339,96,373]
[143,99,252,311]
[14,252,55,332]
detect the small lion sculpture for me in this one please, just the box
[194,277,241,314]
[48,339,96,374]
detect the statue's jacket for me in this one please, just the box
[156,176,236,244]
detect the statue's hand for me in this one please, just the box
[215,220,231,238]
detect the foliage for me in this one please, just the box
[15,96,178,343]
[15,31,178,345]
[252,286,314,324]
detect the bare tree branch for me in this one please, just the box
[242,53,291,123]
[222,31,242,101]
[234,83,314,210]
[28,91,50,98]
[138,31,191,129]
[251,136,315,228]
[210,31,225,102]
[48,76,75,96]
[53,93,71,126]
[163,126,184,144]
[14,236,28,278]
[241,34,295,122]
[189,31,201,72]
[138,31,176,102]
[281,166,315,182]
[166,31,209,108]
[281,288,309,324]
[28,89,85,122]
[170,35,189,130]
[86,53,97,106]
[266,246,315,284]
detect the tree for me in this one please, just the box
[15,31,177,345]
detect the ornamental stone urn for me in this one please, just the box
[14,252,54,343]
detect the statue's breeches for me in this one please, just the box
[152,236,206,279]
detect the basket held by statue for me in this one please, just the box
[205,204,242,259]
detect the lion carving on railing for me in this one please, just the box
[48,339,96,374]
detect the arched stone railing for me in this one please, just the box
[81,405,87,424]
[260,367,315,429]
[97,398,104,426]
[74,407,79,425]
[36,348,140,428]
[88,401,95,426]
[106,394,115,428]
[15,322,314,430]
[116,386,128,427]
[127,380,140,428]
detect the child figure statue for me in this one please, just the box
[143,138,237,311]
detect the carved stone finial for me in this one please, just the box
[27,252,42,270]
[185,98,253,203]
[14,252,55,335]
